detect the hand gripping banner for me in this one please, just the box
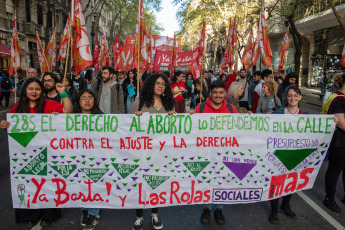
[7,113,334,209]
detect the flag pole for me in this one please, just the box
[137,0,141,95]
[14,10,17,103]
[63,13,71,85]
[200,55,204,104]
[70,1,75,71]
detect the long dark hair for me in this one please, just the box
[282,72,298,89]
[139,74,175,111]
[171,71,183,83]
[124,70,138,87]
[15,78,45,113]
[73,89,102,114]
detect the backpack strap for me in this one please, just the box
[200,102,206,113]
[226,102,233,113]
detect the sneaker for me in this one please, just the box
[214,208,225,225]
[40,220,50,227]
[323,197,341,212]
[133,217,144,230]
[83,215,99,230]
[200,208,211,224]
[151,213,163,230]
[268,212,279,224]
[280,205,297,218]
[80,210,88,227]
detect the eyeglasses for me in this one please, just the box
[155,82,166,87]
[80,96,94,101]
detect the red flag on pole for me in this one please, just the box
[72,0,93,74]
[105,50,110,66]
[192,21,206,79]
[57,15,70,62]
[170,33,177,76]
[221,18,237,71]
[134,0,148,71]
[278,27,289,71]
[36,32,50,73]
[44,29,56,69]
[9,17,21,76]
[114,34,122,71]
[241,29,255,70]
[340,43,345,67]
[257,1,272,67]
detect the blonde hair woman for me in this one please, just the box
[225,82,248,113]
[256,81,281,114]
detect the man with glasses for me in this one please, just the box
[42,72,72,103]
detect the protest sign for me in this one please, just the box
[8,113,334,209]
[153,50,194,73]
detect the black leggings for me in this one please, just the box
[269,195,292,213]
[325,147,345,198]
[136,208,158,218]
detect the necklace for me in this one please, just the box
[286,107,299,114]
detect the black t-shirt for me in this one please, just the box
[330,99,345,148]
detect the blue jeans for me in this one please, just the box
[81,208,100,218]
[126,96,135,114]
[204,204,223,210]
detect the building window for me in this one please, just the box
[47,10,52,28]
[37,4,43,25]
[25,0,31,22]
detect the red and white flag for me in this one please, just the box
[133,0,148,70]
[9,17,21,76]
[72,0,93,74]
[36,32,50,73]
[105,50,110,66]
[221,18,237,71]
[57,15,70,62]
[99,30,106,67]
[278,27,289,71]
[192,21,206,79]
[44,29,56,69]
[340,43,345,67]
[257,1,272,66]
[114,34,122,71]
[241,29,255,70]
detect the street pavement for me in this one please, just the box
[1,87,345,230]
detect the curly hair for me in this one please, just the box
[139,74,175,111]
[333,73,345,88]
[262,81,278,96]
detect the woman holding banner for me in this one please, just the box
[0,78,72,227]
[323,73,345,213]
[269,86,307,224]
[131,73,175,230]
[73,89,103,230]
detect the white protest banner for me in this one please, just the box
[7,113,334,209]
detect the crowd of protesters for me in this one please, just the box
[0,65,344,230]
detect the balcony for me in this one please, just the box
[25,22,36,36]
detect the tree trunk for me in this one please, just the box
[287,15,303,82]
[212,37,218,69]
[328,0,345,33]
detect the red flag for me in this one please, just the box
[114,34,122,71]
[9,17,21,76]
[72,0,93,74]
[57,16,70,62]
[105,50,110,66]
[340,43,345,67]
[134,0,148,71]
[44,29,56,69]
[36,32,50,73]
[279,27,289,71]
[93,38,100,65]
[241,29,255,70]
[221,18,237,72]
[257,1,272,66]
[192,21,206,79]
